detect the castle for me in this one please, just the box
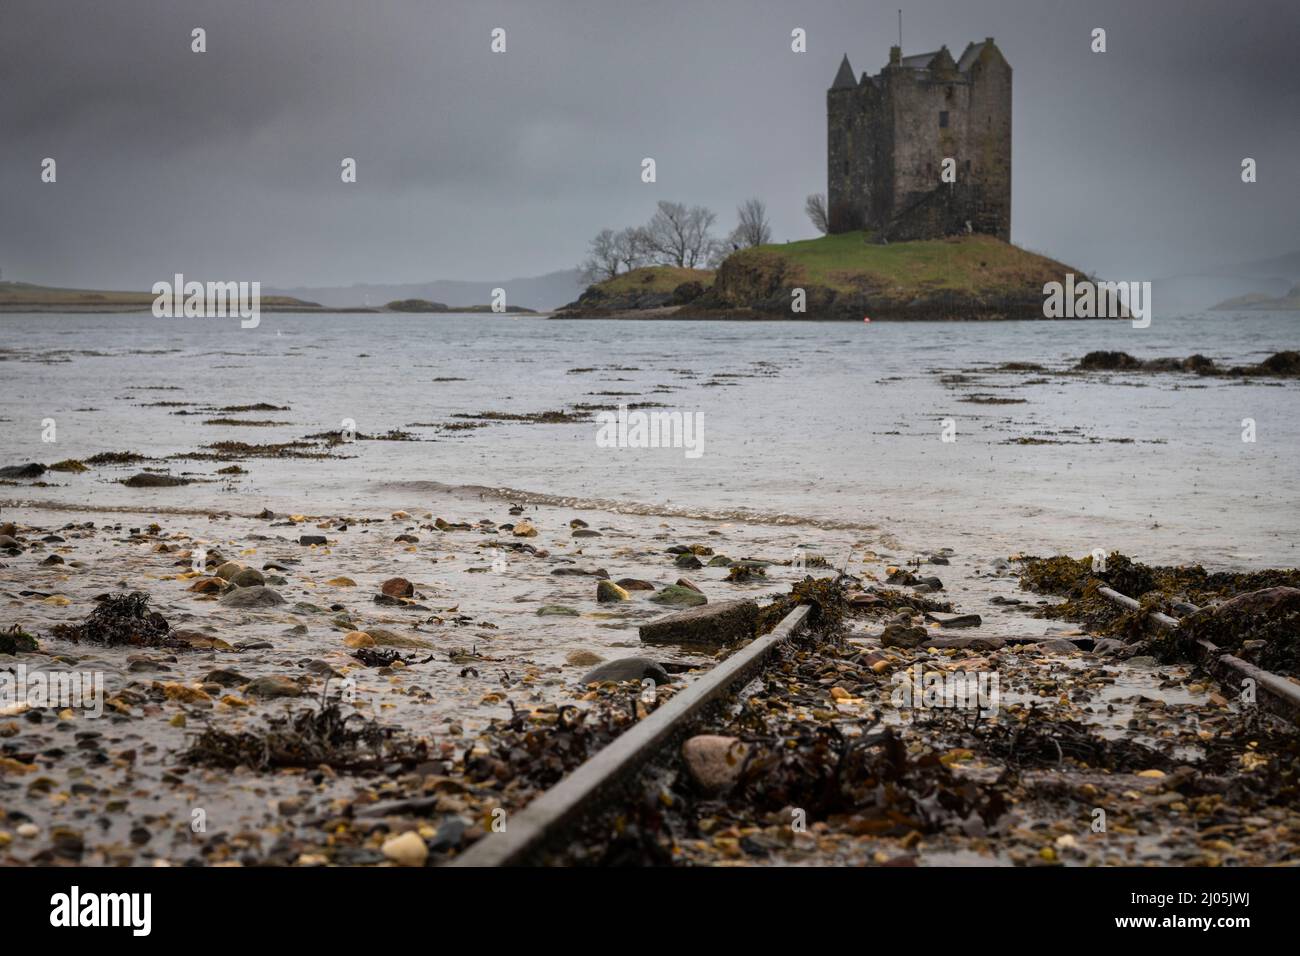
[827,39,1011,242]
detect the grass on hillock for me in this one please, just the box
[593,266,715,295]
[731,232,1078,296]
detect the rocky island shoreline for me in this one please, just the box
[555,233,1085,321]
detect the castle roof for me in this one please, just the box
[831,54,857,89]
[957,40,990,71]
[831,39,1003,90]
[899,50,942,70]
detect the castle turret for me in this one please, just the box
[831,54,856,89]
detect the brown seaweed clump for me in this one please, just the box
[49,592,174,648]
[725,564,765,583]
[183,701,429,773]
[1152,586,1300,676]
[464,695,648,805]
[1020,554,1300,669]
[754,575,849,637]
[0,625,39,654]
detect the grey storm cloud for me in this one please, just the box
[1,0,1297,290]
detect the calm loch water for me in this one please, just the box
[1,310,1297,568]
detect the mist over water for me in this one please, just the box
[2,311,1297,568]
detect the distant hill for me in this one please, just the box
[557,233,1081,320]
[268,269,584,312]
[0,281,319,312]
[1152,250,1300,313]
[1212,284,1300,311]
[384,298,535,314]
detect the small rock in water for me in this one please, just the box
[881,623,929,649]
[0,463,45,480]
[616,578,656,591]
[299,535,327,546]
[596,580,630,603]
[649,584,707,608]
[343,631,375,648]
[203,669,250,688]
[512,519,538,538]
[566,650,604,667]
[366,627,432,648]
[923,611,982,629]
[674,553,704,570]
[230,567,265,588]
[1091,637,1127,655]
[244,675,303,699]
[581,656,670,685]
[220,585,286,608]
[380,577,414,598]
[537,605,580,617]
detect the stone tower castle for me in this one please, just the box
[827,39,1011,241]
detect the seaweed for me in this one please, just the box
[49,592,176,648]
[1020,553,1300,669]
[0,624,39,654]
[464,697,641,796]
[182,701,428,773]
[970,708,1177,773]
[1153,586,1300,674]
[754,575,849,637]
[352,648,434,668]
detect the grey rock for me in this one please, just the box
[203,668,250,687]
[581,656,671,685]
[244,675,303,698]
[923,611,982,629]
[231,567,266,588]
[881,623,929,648]
[682,735,750,793]
[640,599,756,648]
[649,584,707,607]
[220,585,286,608]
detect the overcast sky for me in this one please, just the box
[2,0,1297,289]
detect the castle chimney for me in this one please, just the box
[889,45,901,66]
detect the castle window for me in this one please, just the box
[939,111,949,128]
[965,159,971,174]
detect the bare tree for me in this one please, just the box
[805,193,829,235]
[730,198,772,248]
[682,205,718,268]
[613,227,648,273]
[579,228,621,283]
[642,201,719,269]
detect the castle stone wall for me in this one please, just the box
[828,40,1011,242]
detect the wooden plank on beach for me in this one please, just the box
[452,603,813,867]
